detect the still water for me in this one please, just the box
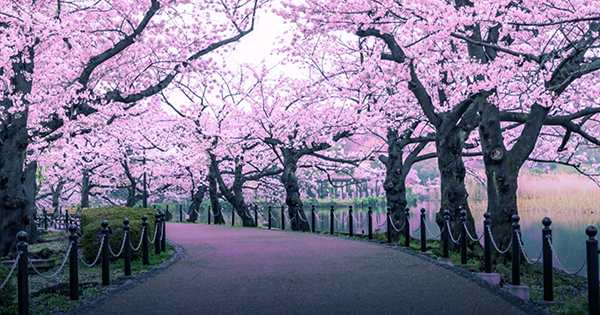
[296,200,599,276]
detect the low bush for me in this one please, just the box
[80,207,157,262]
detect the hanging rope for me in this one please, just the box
[486,226,512,254]
[130,228,145,252]
[29,243,73,283]
[108,232,128,258]
[388,215,406,232]
[0,253,20,290]
[547,237,587,275]
[148,224,159,243]
[516,232,542,264]
[463,223,484,242]
[445,221,461,245]
[80,236,105,268]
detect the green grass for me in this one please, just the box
[28,243,175,315]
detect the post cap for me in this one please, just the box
[484,212,491,219]
[443,209,450,215]
[142,216,148,223]
[123,218,130,226]
[542,217,552,227]
[586,225,598,238]
[349,205,353,210]
[16,231,28,242]
[420,208,426,214]
[511,214,520,223]
[101,219,109,228]
[460,209,467,217]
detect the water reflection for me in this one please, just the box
[302,200,598,275]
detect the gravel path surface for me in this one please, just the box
[81,223,527,315]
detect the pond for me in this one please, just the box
[289,200,599,277]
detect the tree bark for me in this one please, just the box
[51,181,65,215]
[281,153,309,231]
[80,169,91,208]
[435,120,476,238]
[187,186,206,222]
[478,101,548,248]
[382,129,409,240]
[207,165,225,224]
[210,156,255,226]
[0,51,36,256]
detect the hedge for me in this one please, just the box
[80,207,157,262]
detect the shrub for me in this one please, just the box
[80,207,157,262]
[0,263,16,315]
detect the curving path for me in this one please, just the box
[80,223,528,315]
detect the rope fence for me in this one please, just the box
[1,213,168,315]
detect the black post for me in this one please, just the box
[281,205,285,230]
[460,210,467,264]
[254,205,258,227]
[586,226,598,315]
[442,209,450,258]
[403,208,410,247]
[142,155,148,208]
[208,206,212,225]
[123,218,131,276]
[386,208,391,243]
[179,205,183,223]
[348,206,353,237]
[154,213,161,255]
[68,225,79,300]
[311,205,316,233]
[367,207,373,240]
[329,206,334,235]
[420,208,426,252]
[542,217,553,302]
[160,213,167,252]
[101,220,110,286]
[511,214,521,286]
[268,206,272,230]
[43,209,48,230]
[141,216,149,265]
[232,210,235,227]
[65,211,70,230]
[16,231,29,315]
[483,213,492,273]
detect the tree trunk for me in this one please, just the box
[281,153,309,231]
[382,129,409,241]
[435,123,476,238]
[478,101,548,249]
[211,156,255,227]
[80,169,91,208]
[0,53,35,256]
[207,167,225,224]
[125,183,137,207]
[187,186,206,222]
[51,181,65,215]
[0,117,37,255]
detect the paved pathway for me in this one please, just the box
[81,224,527,315]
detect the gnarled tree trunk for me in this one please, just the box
[435,122,476,238]
[478,101,548,249]
[281,153,309,231]
[208,165,225,224]
[187,186,206,222]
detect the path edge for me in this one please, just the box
[64,241,185,315]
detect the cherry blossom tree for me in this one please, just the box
[0,0,264,254]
